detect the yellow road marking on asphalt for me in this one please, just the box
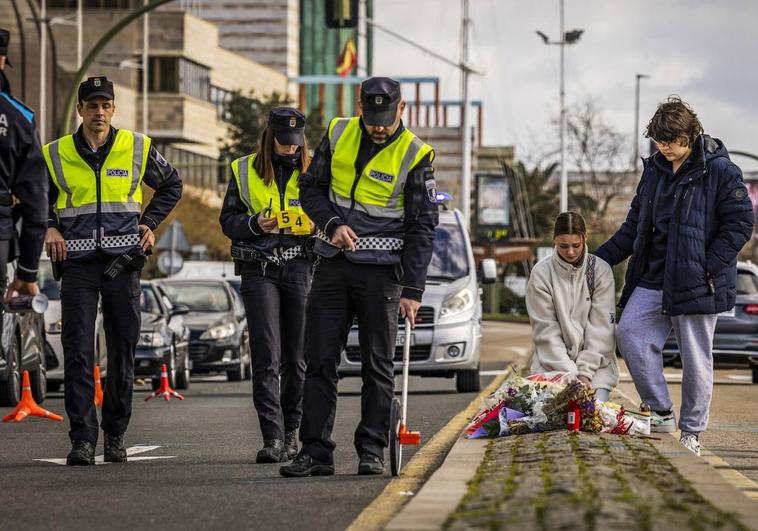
[346,369,510,531]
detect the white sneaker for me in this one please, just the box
[649,409,677,433]
[680,431,701,456]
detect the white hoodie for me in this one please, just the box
[525,248,619,391]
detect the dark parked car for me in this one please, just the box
[0,264,49,406]
[158,279,251,381]
[664,261,758,383]
[135,281,191,391]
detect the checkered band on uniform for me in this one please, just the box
[101,233,140,249]
[277,246,304,262]
[65,238,97,252]
[314,229,404,252]
[354,237,404,251]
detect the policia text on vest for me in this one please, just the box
[281,77,439,477]
[42,76,182,466]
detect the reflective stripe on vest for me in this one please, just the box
[327,117,433,219]
[231,153,304,233]
[43,129,150,250]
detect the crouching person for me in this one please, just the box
[526,212,619,402]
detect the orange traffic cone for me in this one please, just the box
[145,364,184,402]
[94,365,103,407]
[2,371,63,422]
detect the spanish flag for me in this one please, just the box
[336,37,357,77]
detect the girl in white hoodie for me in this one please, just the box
[525,212,619,401]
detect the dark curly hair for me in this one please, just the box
[645,95,703,148]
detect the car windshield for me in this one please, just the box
[736,270,758,295]
[427,223,469,281]
[162,283,231,312]
[141,286,162,315]
[38,261,61,300]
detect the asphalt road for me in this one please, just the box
[0,322,523,531]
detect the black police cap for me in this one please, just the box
[360,77,402,127]
[268,107,306,147]
[0,28,12,67]
[78,76,115,103]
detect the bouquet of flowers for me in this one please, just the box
[506,381,603,435]
[598,402,651,436]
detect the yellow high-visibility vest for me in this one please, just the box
[43,129,150,256]
[231,153,304,227]
[327,116,433,219]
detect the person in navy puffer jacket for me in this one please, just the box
[594,96,754,457]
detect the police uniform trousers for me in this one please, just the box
[60,255,141,444]
[300,254,402,461]
[240,257,311,441]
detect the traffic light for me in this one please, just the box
[325,0,358,29]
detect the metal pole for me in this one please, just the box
[142,0,149,134]
[170,221,176,276]
[559,0,567,212]
[460,0,472,229]
[633,73,649,172]
[40,0,47,144]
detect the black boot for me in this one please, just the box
[104,433,127,463]
[358,452,384,475]
[66,440,95,466]
[280,452,335,477]
[256,439,285,463]
[283,430,298,461]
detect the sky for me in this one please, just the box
[372,0,758,171]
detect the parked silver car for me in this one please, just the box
[338,208,496,392]
[663,261,758,383]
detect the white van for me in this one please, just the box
[338,207,496,392]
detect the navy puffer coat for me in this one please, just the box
[595,135,754,316]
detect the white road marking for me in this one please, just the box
[35,445,176,466]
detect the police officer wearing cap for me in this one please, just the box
[280,77,438,477]
[0,28,48,344]
[43,76,182,465]
[220,107,313,463]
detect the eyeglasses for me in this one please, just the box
[652,138,684,149]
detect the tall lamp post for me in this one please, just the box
[633,73,649,172]
[536,0,583,212]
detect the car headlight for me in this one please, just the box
[138,332,168,348]
[47,320,63,334]
[200,323,236,341]
[440,288,474,318]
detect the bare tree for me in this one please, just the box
[564,98,632,221]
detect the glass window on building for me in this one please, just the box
[147,57,179,93]
[210,86,233,121]
[180,59,210,101]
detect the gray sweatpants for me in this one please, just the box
[616,287,717,433]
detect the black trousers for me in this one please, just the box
[61,257,141,444]
[300,255,402,461]
[240,258,311,441]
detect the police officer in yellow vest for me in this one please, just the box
[43,77,182,466]
[220,107,313,463]
[281,77,438,477]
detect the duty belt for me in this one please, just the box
[231,245,303,266]
[65,232,140,252]
[315,230,404,252]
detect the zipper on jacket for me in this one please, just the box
[277,165,285,251]
[348,138,397,218]
[95,162,101,245]
[685,188,694,219]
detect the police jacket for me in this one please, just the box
[0,70,48,282]
[300,118,438,301]
[595,135,754,316]
[45,125,182,261]
[220,152,309,261]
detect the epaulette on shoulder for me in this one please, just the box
[0,92,35,124]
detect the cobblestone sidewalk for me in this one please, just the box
[445,432,747,531]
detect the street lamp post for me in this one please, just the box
[40,0,47,144]
[142,0,149,135]
[536,0,583,213]
[633,73,649,172]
